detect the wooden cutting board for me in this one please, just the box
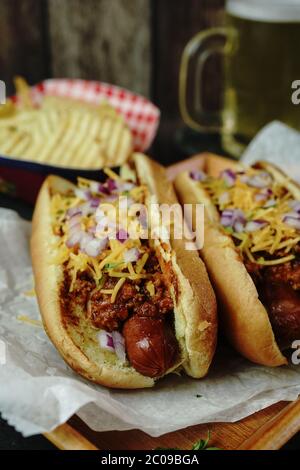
[44,154,300,450]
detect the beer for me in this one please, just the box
[223,0,300,145]
[179,0,300,157]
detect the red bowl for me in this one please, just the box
[0,79,160,204]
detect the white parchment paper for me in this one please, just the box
[1,123,300,437]
[242,120,300,180]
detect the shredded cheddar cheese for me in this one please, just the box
[111,278,126,303]
[109,271,150,280]
[77,176,98,188]
[17,315,43,327]
[136,252,149,274]
[146,281,155,296]
[256,254,295,266]
[104,167,121,180]
[200,167,300,265]
[99,245,126,271]
[49,170,172,304]
[127,262,136,276]
[50,243,71,265]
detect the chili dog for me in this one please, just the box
[175,158,300,367]
[31,153,217,388]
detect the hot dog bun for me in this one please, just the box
[174,155,297,367]
[31,153,217,388]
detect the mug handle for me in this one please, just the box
[179,27,232,134]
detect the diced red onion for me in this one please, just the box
[189,170,207,182]
[79,233,94,252]
[255,188,273,202]
[107,178,118,192]
[75,188,91,201]
[233,210,246,232]
[87,225,96,234]
[263,198,276,208]
[117,229,129,243]
[283,215,300,230]
[79,202,95,216]
[67,207,82,218]
[100,237,108,250]
[289,200,300,213]
[221,169,236,187]
[68,215,82,237]
[255,193,267,202]
[66,231,83,248]
[97,330,126,362]
[124,248,140,263]
[89,181,98,193]
[234,221,245,233]
[220,215,233,227]
[98,183,110,195]
[262,188,273,196]
[84,237,107,257]
[90,181,112,195]
[220,209,246,232]
[222,209,235,217]
[69,223,81,235]
[68,214,82,228]
[218,191,230,205]
[111,331,126,363]
[97,330,115,353]
[89,197,100,208]
[83,239,99,257]
[220,210,234,227]
[284,211,300,219]
[245,219,268,232]
[89,181,107,194]
[239,174,249,184]
[246,172,272,189]
[69,224,83,237]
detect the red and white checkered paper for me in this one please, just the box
[19,79,160,152]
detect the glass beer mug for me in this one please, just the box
[179,0,300,158]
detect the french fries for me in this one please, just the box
[0,78,133,169]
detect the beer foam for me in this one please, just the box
[227,0,300,22]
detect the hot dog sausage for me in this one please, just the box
[123,315,178,378]
[261,281,300,348]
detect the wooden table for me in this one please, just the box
[44,400,300,450]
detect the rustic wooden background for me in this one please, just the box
[0,0,225,162]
